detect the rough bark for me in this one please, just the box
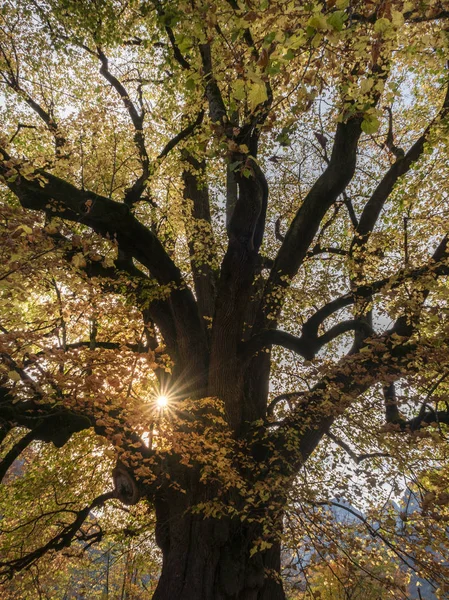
[152,487,285,600]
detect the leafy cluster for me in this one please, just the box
[1,0,449,598]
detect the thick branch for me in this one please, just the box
[0,387,92,449]
[383,382,401,424]
[257,116,364,331]
[199,43,227,124]
[273,236,449,472]
[272,323,416,471]
[343,191,359,228]
[306,244,348,259]
[403,410,449,431]
[0,153,169,282]
[153,0,191,70]
[302,239,449,338]
[241,320,374,362]
[352,9,449,24]
[241,330,312,362]
[317,319,374,348]
[208,160,268,429]
[383,106,404,159]
[0,386,160,472]
[165,25,191,69]
[182,154,217,321]
[53,237,178,354]
[0,149,208,380]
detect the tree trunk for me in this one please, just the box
[152,489,285,600]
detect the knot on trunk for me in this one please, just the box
[112,462,140,505]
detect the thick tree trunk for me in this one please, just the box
[152,490,285,600]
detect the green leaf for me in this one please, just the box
[312,32,323,48]
[176,34,192,54]
[360,78,374,94]
[263,32,276,46]
[307,14,328,31]
[267,62,280,75]
[276,130,292,147]
[327,10,347,31]
[361,115,380,134]
[374,17,392,34]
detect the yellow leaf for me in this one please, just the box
[392,10,404,28]
[248,82,268,112]
[8,370,21,382]
[72,253,87,268]
[232,79,246,101]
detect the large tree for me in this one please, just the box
[1,0,449,598]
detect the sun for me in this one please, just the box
[156,395,168,408]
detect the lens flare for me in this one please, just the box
[156,395,168,408]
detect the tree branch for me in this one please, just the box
[153,1,191,70]
[343,191,358,229]
[317,319,374,348]
[403,409,449,432]
[97,48,149,206]
[159,110,205,160]
[199,43,227,124]
[208,158,269,429]
[302,237,449,338]
[353,77,449,250]
[0,491,115,580]
[0,64,66,153]
[0,148,208,380]
[182,153,217,321]
[272,235,449,471]
[257,115,364,331]
[271,324,416,470]
[241,329,312,361]
[382,105,405,159]
[0,386,161,474]
[22,341,155,367]
[351,9,449,25]
[326,431,390,464]
[0,428,36,483]
[241,319,374,362]
[383,382,401,424]
[306,244,348,259]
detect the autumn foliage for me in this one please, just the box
[1,0,449,598]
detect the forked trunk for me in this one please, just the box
[152,490,285,600]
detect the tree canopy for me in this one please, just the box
[1,0,449,598]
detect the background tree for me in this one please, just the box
[1,0,449,598]
[293,553,410,599]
